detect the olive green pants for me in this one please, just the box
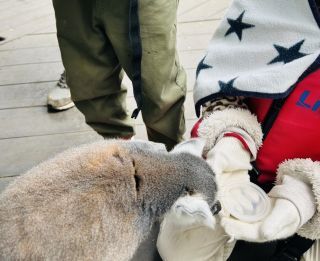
[53,0,186,149]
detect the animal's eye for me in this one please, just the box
[184,186,195,195]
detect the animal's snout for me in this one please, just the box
[211,200,221,215]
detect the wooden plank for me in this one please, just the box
[0,119,198,180]
[0,0,40,13]
[178,0,229,23]
[178,33,212,51]
[0,106,92,139]
[0,176,16,193]
[178,19,220,36]
[0,0,53,44]
[0,82,56,109]
[0,1,35,15]
[180,49,204,69]
[0,62,64,86]
[0,0,53,32]
[0,10,16,28]
[0,131,102,178]
[0,13,55,45]
[0,33,58,51]
[0,46,61,67]
[31,24,57,35]
[178,0,209,16]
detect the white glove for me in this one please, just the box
[206,136,252,174]
[206,136,252,186]
[206,136,261,223]
[221,175,316,242]
[157,195,229,261]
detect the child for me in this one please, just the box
[159,0,320,260]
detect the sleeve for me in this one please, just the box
[194,96,263,160]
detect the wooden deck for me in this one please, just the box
[0,0,230,191]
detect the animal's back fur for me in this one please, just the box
[0,141,143,260]
[0,140,217,261]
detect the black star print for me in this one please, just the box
[225,11,255,41]
[218,78,237,93]
[268,40,308,65]
[196,56,212,78]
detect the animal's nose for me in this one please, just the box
[211,200,222,215]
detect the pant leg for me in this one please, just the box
[139,0,187,150]
[52,0,134,138]
[99,0,187,149]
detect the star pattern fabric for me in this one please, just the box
[194,0,320,117]
[196,56,212,78]
[225,11,255,41]
[218,78,237,94]
[268,40,308,65]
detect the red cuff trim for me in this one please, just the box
[191,119,203,138]
[223,132,251,153]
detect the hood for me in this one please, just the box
[194,0,320,117]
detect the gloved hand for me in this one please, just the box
[206,136,264,224]
[220,175,316,242]
[206,136,252,181]
[157,194,231,261]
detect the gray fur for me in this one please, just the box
[0,139,217,261]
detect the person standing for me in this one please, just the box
[52,0,186,150]
[158,0,320,260]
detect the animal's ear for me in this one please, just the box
[171,138,206,158]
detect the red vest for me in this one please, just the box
[248,69,320,184]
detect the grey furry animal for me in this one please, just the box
[0,139,217,261]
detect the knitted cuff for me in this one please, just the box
[276,159,320,240]
[269,175,316,228]
[198,108,263,156]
